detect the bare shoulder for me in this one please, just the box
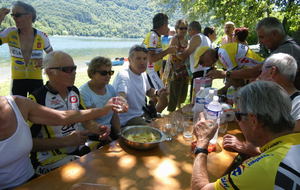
[13,96,32,120]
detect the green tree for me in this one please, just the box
[156,0,300,44]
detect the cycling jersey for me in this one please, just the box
[28,82,86,168]
[0,27,52,80]
[215,133,300,190]
[218,43,264,70]
[143,30,163,72]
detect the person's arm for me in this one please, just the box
[16,96,115,126]
[32,130,89,152]
[0,8,9,25]
[148,46,176,63]
[111,112,121,136]
[177,35,201,60]
[229,65,262,79]
[192,113,217,190]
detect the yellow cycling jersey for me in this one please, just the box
[0,27,52,79]
[143,30,163,72]
[218,42,264,70]
[215,133,300,190]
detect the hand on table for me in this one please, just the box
[89,124,111,141]
[223,134,260,156]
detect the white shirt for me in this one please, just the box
[113,67,151,126]
[189,33,212,73]
[0,96,34,189]
[291,95,300,121]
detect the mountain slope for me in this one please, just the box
[0,0,184,38]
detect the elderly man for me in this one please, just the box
[113,45,167,126]
[192,80,300,189]
[29,51,118,174]
[0,1,53,96]
[221,21,235,45]
[225,17,300,89]
[223,53,300,156]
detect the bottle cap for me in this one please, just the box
[213,96,219,102]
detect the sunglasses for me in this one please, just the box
[11,13,28,18]
[235,112,248,121]
[96,70,114,76]
[178,27,188,30]
[48,66,77,73]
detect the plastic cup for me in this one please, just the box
[183,121,193,140]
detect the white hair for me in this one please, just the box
[237,81,294,133]
[43,51,70,69]
[263,53,297,82]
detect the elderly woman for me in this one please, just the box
[0,95,119,189]
[192,80,299,189]
[80,56,123,142]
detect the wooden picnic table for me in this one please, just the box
[17,107,243,190]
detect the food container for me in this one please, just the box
[120,125,166,150]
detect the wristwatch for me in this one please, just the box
[226,70,232,79]
[193,147,209,155]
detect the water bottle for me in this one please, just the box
[192,87,205,123]
[205,96,222,145]
[204,89,215,114]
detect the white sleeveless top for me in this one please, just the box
[0,96,34,189]
[189,33,212,73]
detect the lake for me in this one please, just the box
[0,36,142,80]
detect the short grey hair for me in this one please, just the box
[256,17,285,36]
[263,53,297,82]
[13,1,36,22]
[236,80,295,133]
[129,44,148,58]
[43,51,70,69]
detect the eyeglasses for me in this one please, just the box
[178,27,188,30]
[95,70,114,76]
[48,66,77,73]
[11,13,28,18]
[235,112,248,121]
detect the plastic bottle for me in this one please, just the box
[192,87,205,123]
[204,89,215,114]
[205,96,222,147]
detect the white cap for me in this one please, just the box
[213,96,219,102]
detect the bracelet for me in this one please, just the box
[226,70,232,79]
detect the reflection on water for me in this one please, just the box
[0,36,141,79]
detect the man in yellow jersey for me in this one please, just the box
[192,80,300,189]
[143,13,175,113]
[28,51,125,175]
[0,1,53,97]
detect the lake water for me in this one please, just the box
[0,36,142,80]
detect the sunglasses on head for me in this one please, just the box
[235,112,248,121]
[96,70,114,76]
[178,27,188,30]
[48,66,77,73]
[11,13,28,18]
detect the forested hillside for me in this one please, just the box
[0,0,184,38]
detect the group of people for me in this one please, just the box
[0,1,300,189]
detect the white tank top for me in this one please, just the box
[189,33,212,73]
[0,96,34,189]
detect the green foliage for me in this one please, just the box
[155,0,300,44]
[0,0,184,38]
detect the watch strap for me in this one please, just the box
[194,147,209,155]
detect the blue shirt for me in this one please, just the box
[79,83,117,128]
